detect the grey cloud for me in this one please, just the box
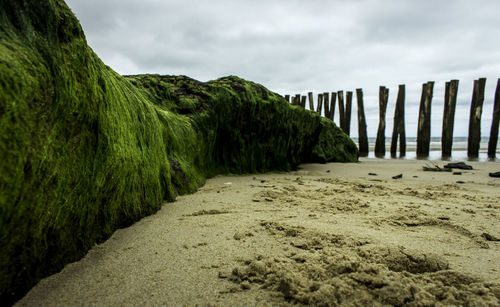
[66,0,500,137]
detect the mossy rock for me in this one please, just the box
[0,0,358,303]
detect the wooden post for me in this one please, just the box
[301,95,307,109]
[338,91,345,132]
[488,79,500,158]
[375,86,389,157]
[467,78,486,158]
[294,94,301,106]
[416,81,434,158]
[308,92,314,111]
[441,80,459,158]
[345,91,353,136]
[356,88,368,157]
[329,92,337,121]
[391,84,406,157]
[323,92,330,118]
[316,93,323,114]
[285,95,290,103]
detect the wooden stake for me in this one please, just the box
[441,80,459,158]
[416,81,434,158]
[356,88,368,157]
[467,78,486,158]
[308,92,314,111]
[391,84,406,157]
[294,94,301,106]
[345,91,353,136]
[316,93,323,114]
[323,92,330,119]
[338,91,345,132]
[301,95,307,109]
[488,79,500,158]
[375,86,389,157]
[329,92,337,121]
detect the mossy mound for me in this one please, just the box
[0,0,357,303]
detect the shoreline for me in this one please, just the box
[17,158,500,306]
[363,149,499,162]
[356,136,500,162]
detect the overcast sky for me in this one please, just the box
[66,0,500,138]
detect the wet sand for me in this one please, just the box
[17,158,500,306]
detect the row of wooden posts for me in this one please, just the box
[284,78,500,159]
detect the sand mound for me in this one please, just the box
[228,222,499,306]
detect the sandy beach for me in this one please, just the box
[17,158,500,306]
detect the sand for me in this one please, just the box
[17,158,500,306]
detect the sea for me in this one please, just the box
[350,137,499,162]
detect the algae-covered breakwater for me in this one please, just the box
[0,0,357,303]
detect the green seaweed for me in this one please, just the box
[0,0,358,304]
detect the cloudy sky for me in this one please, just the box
[66,0,500,138]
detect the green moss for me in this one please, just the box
[0,0,358,304]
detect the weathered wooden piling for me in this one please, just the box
[416,81,434,158]
[441,80,459,158]
[323,92,330,119]
[316,93,323,114]
[467,78,486,158]
[329,92,337,121]
[488,79,500,158]
[375,86,389,157]
[308,92,314,111]
[345,91,353,136]
[391,84,406,157]
[338,91,345,132]
[294,94,301,106]
[301,95,307,109]
[285,95,290,104]
[356,88,368,157]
